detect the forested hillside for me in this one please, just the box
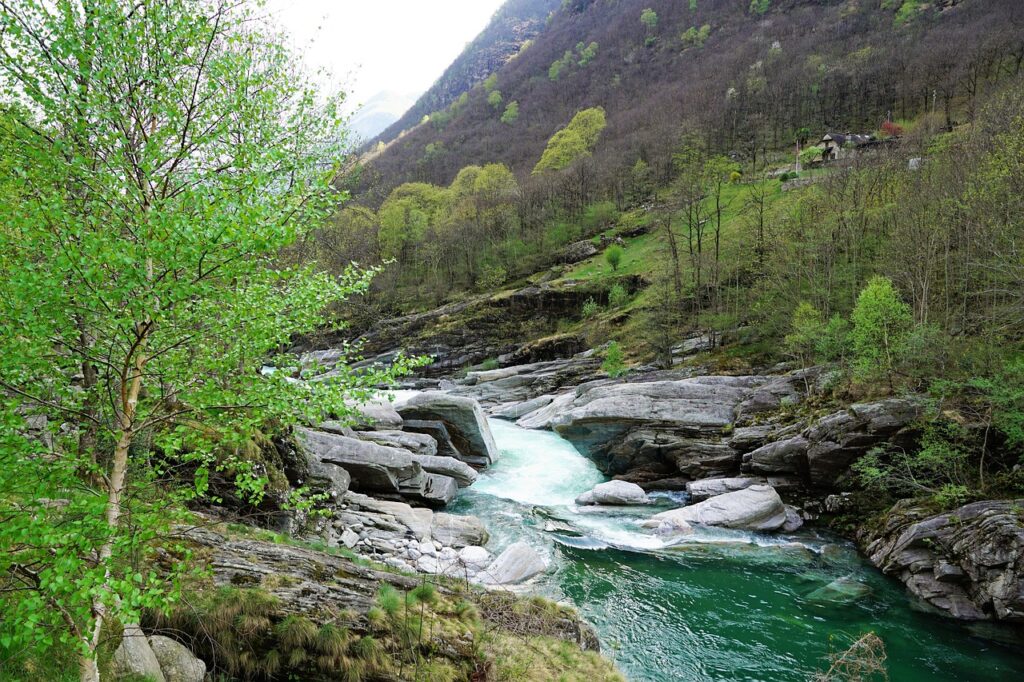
[368,0,559,150]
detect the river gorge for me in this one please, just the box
[449,418,1024,681]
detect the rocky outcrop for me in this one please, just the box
[557,239,599,264]
[741,398,923,487]
[861,499,1024,621]
[643,485,791,532]
[575,480,649,506]
[397,392,498,467]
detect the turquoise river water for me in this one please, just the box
[448,418,1024,682]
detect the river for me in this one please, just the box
[448,418,1024,681]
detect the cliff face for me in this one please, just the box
[369,0,559,148]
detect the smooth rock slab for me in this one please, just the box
[397,392,499,467]
[476,542,548,585]
[431,512,490,548]
[645,485,788,531]
[575,480,649,506]
[685,476,766,503]
[410,454,478,487]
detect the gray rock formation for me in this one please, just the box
[409,453,478,487]
[685,476,766,502]
[644,485,789,531]
[397,392,498,467]
[148,635,206,682]
[432,512,490,547]
[356,429,438,457]
[575,480,649,506]
[112,624,165,682]
[862,499,1024,621]
[477,542,548,585]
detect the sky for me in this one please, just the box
[264,0,508,111]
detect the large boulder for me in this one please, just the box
[685,476,766,502]
[148,635,206,682]
[557,239,599,264]
[347,493,433,541]
[476,542,548,585]
[414,473,459,507]
[294,427,424,496]
[398,393,499,467]
[431,512,489,547]
[861,499,1024,622]
[575,480,649,506]
[644,485,788,531]
[112,624,165,682]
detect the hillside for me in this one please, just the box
[368,0,560,150]
[363,0,1024,191]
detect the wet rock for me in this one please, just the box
[397,393,498,467]
[476,542,548,585]
[408,454,478,487]
[645,485,788,531]
[685,476,766,502]
[431,512,489,547]
[575,480,649,506]
[148,635,206,682]
[112,624,165,682]
[806,577,872,604]
[861,499,1024,622]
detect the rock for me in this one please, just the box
[356,429,438,457]
[861,499,1024,622]
[340,529,359,549]
[646,485,788,531]
[743,437,809,475]
[685,476,766,502]
[414,473,459,507]
[806,577,872,604]
[112,624,165,682]
[782,506,804,532]
[409,454,478,487]
[148,635,206,682]
[431,512,489,548]
[575,480,649,506]
[347,493,433,541]
[295,427,424,495]
[458,545,493,571]
[557,239,599,264]
[492,394,556,420]
[401,420,463,459]
[397,392,499,467]
[476,542,548,585]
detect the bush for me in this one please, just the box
[602,341,627,377]
[582,297,600,318]
[608,283,629,308]
[500,100,519,125]
[605,244,624,271]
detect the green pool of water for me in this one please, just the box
[449,419,1024,681]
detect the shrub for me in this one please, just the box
[477,264,507,290]
[487,90,503,109]
[602,341,627,377]
[500,101,519,125]
[881,120,904,138]
[582,297,600,318]
[729,170,742,183]
[640,8,658,31]
[608,283,629,308]
[784,302,824,367]
[605,244,624,271]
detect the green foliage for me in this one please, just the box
[549,49,574,81]
[893,1,922,26]
[0,1,420,671]
[533,107,607,174]
[800,145,824,166]
[487,90,503,110]
[501,100,520,124]
[689,0,698,10]
[640,8,658,31]
[850,276,913,381]
[376,585,403,618]
[605,245,624,271]
[582,297,601,318]
[750,0,771,15]
[785,302,824,367]
[608,284,630,308]
[483,73,499,93]
[680,25,711,49]
[602,342,628,378]
[577,41,599,66]
[378,182,451,259]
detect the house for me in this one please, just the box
[819,132,875,161]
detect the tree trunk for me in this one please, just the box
[79,655,100,682]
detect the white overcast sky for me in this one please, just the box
[264,0,507,110]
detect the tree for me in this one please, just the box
[533,108,607,174]
[501,101,520,125]
[850,276,914,382]
[602,342,628,377]
[0,2,417,678]
[640,8,658,31]
[785,302,825,368]
[487,90,503,110]
[605,244,624,271]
